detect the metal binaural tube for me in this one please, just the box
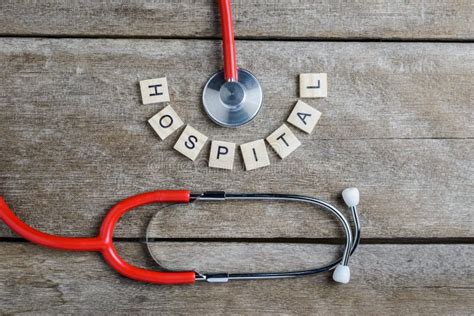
[180,192,361,282]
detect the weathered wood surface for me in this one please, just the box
[0,1,473,314]
[0,38,472,239]
[0,0,473,40]
[146,242,340,272]
[0,243,472,314]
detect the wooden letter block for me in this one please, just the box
[300,73,327,98]
[209,140,236,170]
[148,105,184,140]
[240,139,270,171]
[173,125,208,161]
[140,77,170,104]
[287,100,322,134]
[266,124,301,159]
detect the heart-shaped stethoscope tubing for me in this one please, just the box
[146,190,361,284]
[202,0,264,128]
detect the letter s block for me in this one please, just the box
[173,125,208,161]
[148,105,184,140]
[209,140,236,170]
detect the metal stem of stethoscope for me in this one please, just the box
[202,0,263,128]
[146,190,361,284]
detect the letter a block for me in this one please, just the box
[240,139,270,171]
[209,140,236,170]
[174,125,208,161]
[287,100,322,134]
[266,124,301,159]
[300,73,327,98]
[140,77,170,104]
[148,105,184,140]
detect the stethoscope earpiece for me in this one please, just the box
[342,187,360,208]
[333,187,361,284]
[333,264,351,284]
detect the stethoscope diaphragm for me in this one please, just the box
[202,68,263,128]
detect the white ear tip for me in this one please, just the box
[332,265,350,284]
[342,187,359,207]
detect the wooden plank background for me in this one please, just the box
[1,243,473,314]
[0,1,473,314]
[0,0,473,40]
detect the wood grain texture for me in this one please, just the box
[0,38,472,238]
[0,0,473,40]
[1,2,473,314]
[0,243,472,315]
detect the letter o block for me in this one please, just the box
[148,105,184,140]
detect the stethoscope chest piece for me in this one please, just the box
[203,68,263,128]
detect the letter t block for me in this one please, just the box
[266,124,301,159]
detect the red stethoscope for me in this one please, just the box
[0,189,361,285]
[0,191,194,285]
[202,0,264,128]
[0,1,362,285]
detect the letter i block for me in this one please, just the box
[140,77,171,104]
[148,105,184,140]
[240,139,270,171]
[209,140,236,170]
[300,73,327,98]
[266,124,301,159]
[287,100,322,134]
[174,125,208,161]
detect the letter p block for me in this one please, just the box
[209,140,236,170]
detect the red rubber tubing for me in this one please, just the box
[0,190,196,285]
[219,0,238,81]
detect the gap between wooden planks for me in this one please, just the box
[0,0,472,40]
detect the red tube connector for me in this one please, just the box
[219,0,238,81]
[0,191,195,285]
